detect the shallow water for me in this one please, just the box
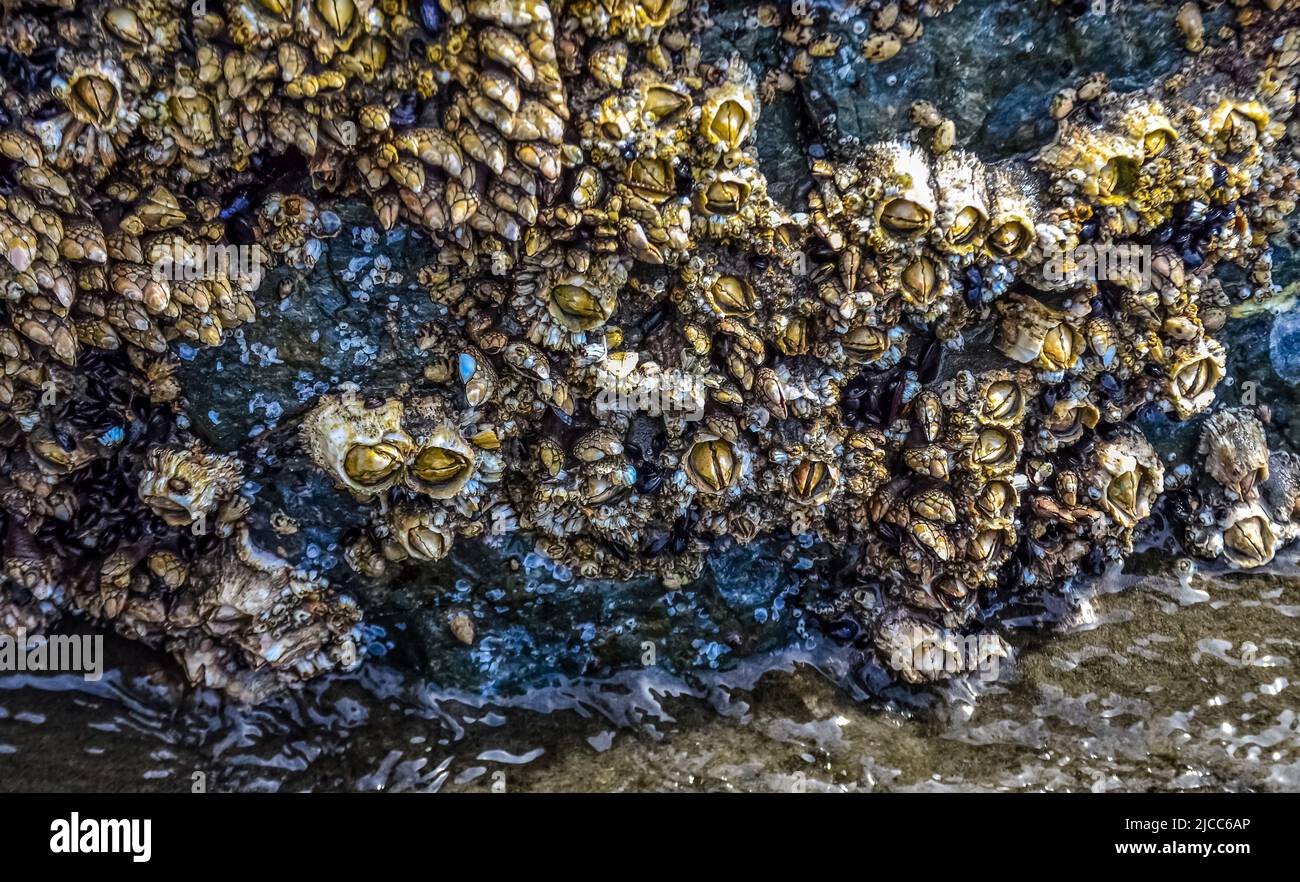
[2,551,1298,792]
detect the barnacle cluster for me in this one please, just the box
[2,0,1300,699]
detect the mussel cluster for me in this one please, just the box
[1,0,1299,698]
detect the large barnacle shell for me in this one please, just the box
[1087,431,1163,530]
[966,426,1023,478]
[865,141,935,246]
[789,458,839,506]
[547,274,618,331]
[1165,337,1226,419]
[699,61,757,151]
[300,394,414,501]
[972,477,1022,529]
[1220,502,1278,569]
[1041,121,1144,205]
[983,164,1038,259]
[933,151,988,255]
[684,436,742,494]
[995,293,1082,375]
[894,254,948,309]
[974,371,1029,427]
[1198,408,1269,501]
[407,425,477,499]
[55,62,124,129]
[137,445,243,528]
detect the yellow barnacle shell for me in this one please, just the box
[967,427,1022,476]
[790,458,838,505]
[626,156,675,202]
[344,441,405,485]
[315,0,357,36]
[708,276,755,316]
[1166,338,1226,419]
[548,278,617,331]
[66,72,121,128]
[408,426,476,499]
[685,437,739,493]
[300,394,414,501]
[643,83,691,121]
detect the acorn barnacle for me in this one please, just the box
[933,151,988,255]
[895,255,947,309]
[1197,408,1269,501]
[866,141,935,246]
[1208,99,1271,158]
[1087,432,1163,530]
[1220,503,1278,569]
[300,393,414,502]
[995,294,1083,376]
[966,426,1023,478]
[407,425,477,500]
[684,436,741,494]
[695,166,755,216]
[137,445,244,528]
[983,164,1038,259]
[699,60,758,152]
[705,275,756,317]
[548,276,619,332]
[974,370,1030,427]
[788,458,839,506]
[388,501,456,563]
[1164,337,1226,420]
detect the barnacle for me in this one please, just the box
[137,445,244,529]
[0,0,1297,706]
[300,393,414,501]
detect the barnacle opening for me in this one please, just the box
[315,0,358,37]
[982,380,1024,423]
[685,438,738,493]
[707,276,755,316]
[900,257,938,305]
[947,205,985,247]
[976,480,1018,522]
[878,198,931,238]
[702,177,751,214]
[548,281,617,331]
[411,445,474,497]
[790,459,837,505]
[971,428,1019,472]
[1041,322,1082,371]
[66,73,121,128]
[706,99,751,150]
[343,442,406,486]
[987,219,1032,257]
[644,85,690,121]
[1223,514,1276,568]
[1173,355,1222,401]
[626,157,675,201]
[843,326,891,363]
[102,8,146,46]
